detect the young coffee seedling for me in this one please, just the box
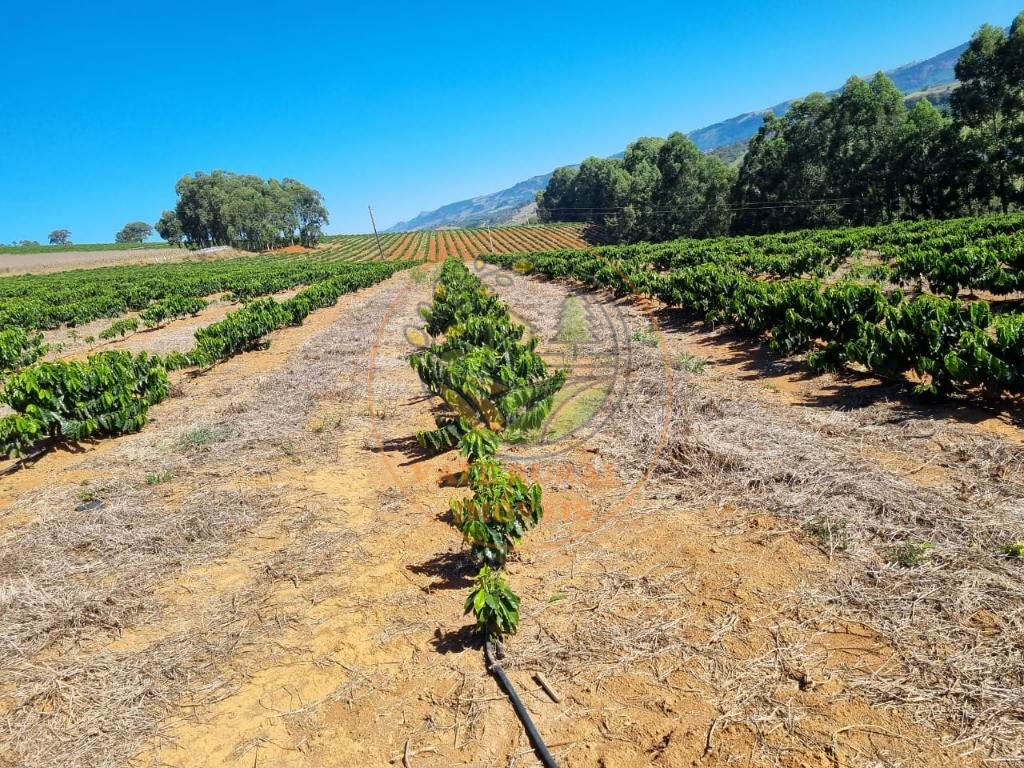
[465,566,520,639]
[450,457,543,567]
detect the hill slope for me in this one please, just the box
[387,38,968,231]
[386,174,552,231]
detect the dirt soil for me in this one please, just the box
[1,264,1022,768]
[0,248,199,275]
[42,288,304,361]
[272,245,314,254]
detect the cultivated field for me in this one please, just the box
[0,217,1023,768]
[0,247,192,275]
[0,224,599,275]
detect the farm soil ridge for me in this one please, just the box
[0,247,206,275]
[0,265,1020,766]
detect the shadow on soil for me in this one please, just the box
[649,302,1024,428]
[366,435,434,465]
[408,550,475,591]
[431,624,484,654]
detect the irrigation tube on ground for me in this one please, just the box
[485,638,559,768]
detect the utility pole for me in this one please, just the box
[368,205,386,260]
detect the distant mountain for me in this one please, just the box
[886,41,969,92]
[687,40,967,151]
[386,174,552,231]
[387,38,968,231]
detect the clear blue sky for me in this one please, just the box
[1,1,1021,242]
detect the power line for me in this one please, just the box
[537,197,855,215]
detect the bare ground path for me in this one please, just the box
[1,264,1022,767]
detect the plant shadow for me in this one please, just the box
[408,550,475,591]
[431,624,484,654]
[365,435,434,466]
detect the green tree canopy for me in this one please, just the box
[114,221,154,244]
[156,171,329,251]
[537,135,734,243]
[731,73,960,234]
[155,210,185,245]
[951,14,1024,212]
[48,229,71,245]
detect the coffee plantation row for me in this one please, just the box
[411,259,567,638]
[486,214,1024,397]
[0,260,416,459]
[587,214,1024,294]
[0,251,400,331]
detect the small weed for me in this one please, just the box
[630,327,659,347]
[1001,541,1024,559]
[83,335,96,344]
[804,516,849,553]
[176,426,223,451]
[887,540,933,567]
[548,592,568,603]
[670,352,706,373]
[77,489,96,503]
[146,470,173,485]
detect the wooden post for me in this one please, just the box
[368,205,386,259]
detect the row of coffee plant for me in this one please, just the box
[0,261,417,460]
[487,247,1024,397]
[0,329,46,377]
[546,214,1024,292]
[0,351,169,459]
[411,259,566,637]
[0,251,398,331]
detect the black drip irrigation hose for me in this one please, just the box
[485,638,559,768]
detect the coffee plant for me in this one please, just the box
[465,566,521,638]
[412,259,564,639]
[0,351,169,458]
[450,457,543,567]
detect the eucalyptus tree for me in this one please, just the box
[951,14,1024,212]
[156,171,329,250]
[114,221,153,243]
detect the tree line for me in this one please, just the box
[12,172,328,251]
[156,171,329,250]
[538,13,1024,242]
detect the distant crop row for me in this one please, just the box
[319,223,599,262]
[486,214,1024,398]
[0,242,176,255]
[0,251,404,331]
[0,260,417,459]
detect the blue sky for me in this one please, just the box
[1,1,1021,242]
